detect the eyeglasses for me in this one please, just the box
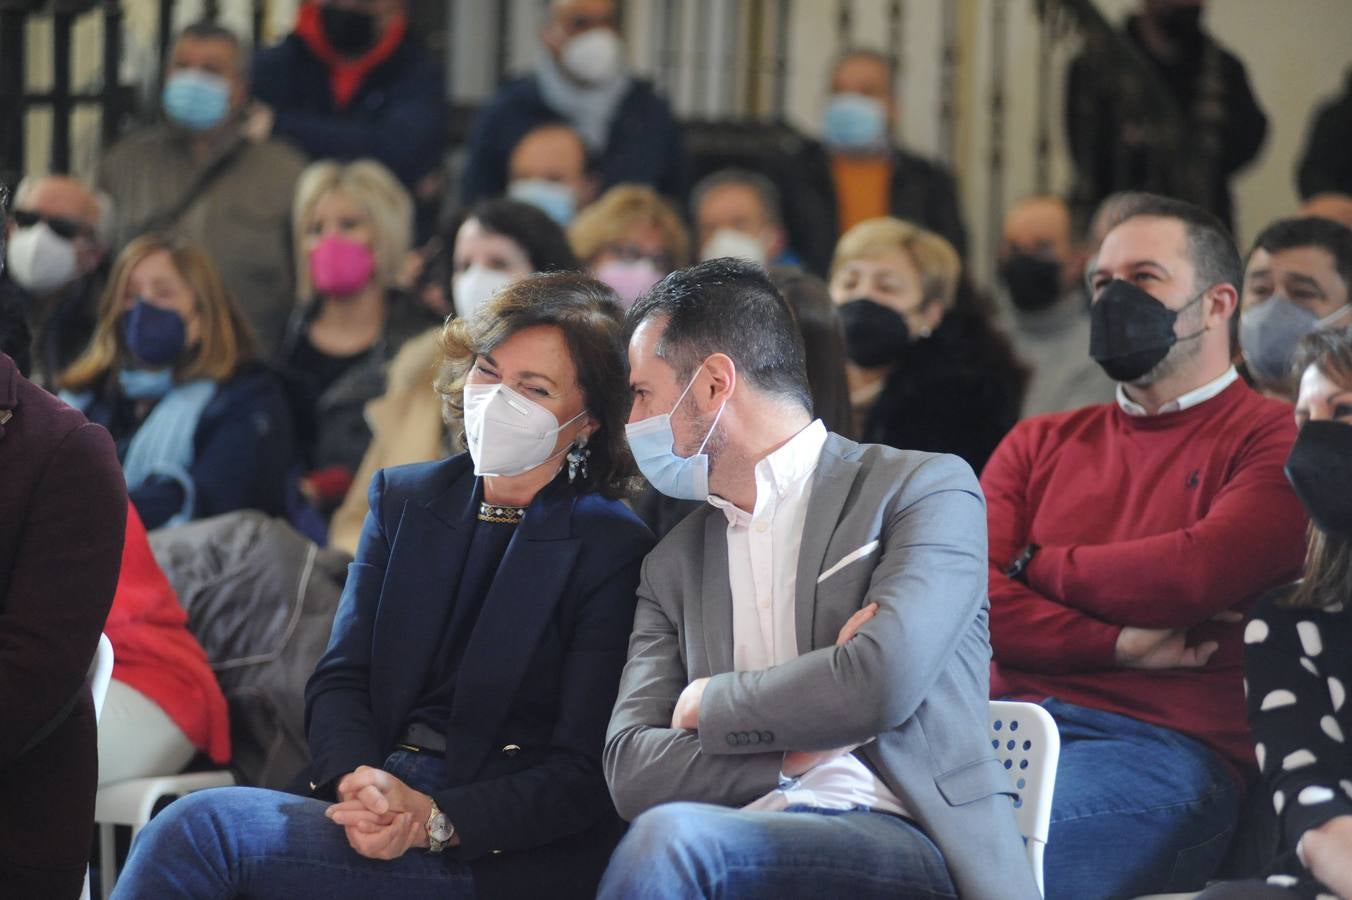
[600,242,674,274]
[11,208,94,241]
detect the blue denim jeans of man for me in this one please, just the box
[111,750,474,899]
[596,801,958,899]
[1038,698,1242,900]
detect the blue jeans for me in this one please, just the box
[597,802,957,899]
[111,750,474,899]
[1039,698,1241,900]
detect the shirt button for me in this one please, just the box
[758,597,770,609]
[755,522,769,533]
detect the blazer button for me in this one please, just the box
[501,744,521,758]
[761,731,774,743]
[726,734,738,746]
[748,731,761,745]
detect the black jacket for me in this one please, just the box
[797,140,969,265]
[859,312,1026,477]
[1065,16,1267,229]
[1297,69,1352,199]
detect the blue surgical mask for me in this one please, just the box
[822,93,887,152]
[625,364,726,501]
[162,69,231,132]
[123,298,188,367]
[118,367,176,401]
[507,178,578,226]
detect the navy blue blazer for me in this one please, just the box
[252,33,445,188]
[304,453,653,862]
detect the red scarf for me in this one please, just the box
[295,2,408,110]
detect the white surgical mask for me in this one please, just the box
[463,382,587,477]
[700,228,769,266]
[6,223,78,294]
[453,266,515,321]
[624,364,726,501]
[559,28,623,85]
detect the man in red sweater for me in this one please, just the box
[982,193,1308,900]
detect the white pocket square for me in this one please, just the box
[817,540,880,584]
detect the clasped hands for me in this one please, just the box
[670,601,881,778]
[324,766,439,860]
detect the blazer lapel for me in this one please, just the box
[446,484,580,780]
[699,510,733,675]
[794,440,862,652]
[373,469,477,731]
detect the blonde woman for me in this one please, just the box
[59,233,293,529]
[279,159,440,515]
[568,184,690,308]
[827,216,1026,473]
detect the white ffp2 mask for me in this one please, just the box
[463,382,586,477]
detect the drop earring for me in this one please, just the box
[567,435,591,484]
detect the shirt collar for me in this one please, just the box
[1116,366,1239,416]
[708,419,828,526]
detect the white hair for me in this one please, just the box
[14,174,114,248]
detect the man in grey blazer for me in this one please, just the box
[600,259,1038,900]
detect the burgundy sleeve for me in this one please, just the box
[0,422,127,764]
[1026,410,1308,629]
[982,423,1120,674]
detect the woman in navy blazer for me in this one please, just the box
[115,273,654,899]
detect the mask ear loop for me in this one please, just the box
[1317,302,1352,328]
[1173,289,1213,344]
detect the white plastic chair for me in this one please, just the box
[82,634,115,900]
[989,700,1060,898]
[95,770,236,899]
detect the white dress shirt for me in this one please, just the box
[1115,366,1238,417]
[708,419,908,817]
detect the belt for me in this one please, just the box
[396,721,447,755]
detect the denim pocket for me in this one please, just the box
[1165,825,1234,891]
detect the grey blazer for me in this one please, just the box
[605,432,1040,900]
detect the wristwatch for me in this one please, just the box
[424,799,455,853]
[1004,543,1040,583]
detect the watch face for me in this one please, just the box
[429,813,453,842]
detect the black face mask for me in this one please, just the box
[320,5,378,56]
[1000,255,1063,313]
[1285,419,1352,539]
[838,298,912,368]
[1089,279,1202,383]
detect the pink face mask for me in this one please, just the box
[595,258,664,310]
[309,234,376,297]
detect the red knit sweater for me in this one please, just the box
[982,380,1307,778]
[103,506,231,764]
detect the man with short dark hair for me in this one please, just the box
[100,22,306,351]
[1240,216,1352,397]
[461,0,686,204]
[0,174,108,388]
[691,168,798,269]
[982,194,1308,898]
[600,259,1038,899]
